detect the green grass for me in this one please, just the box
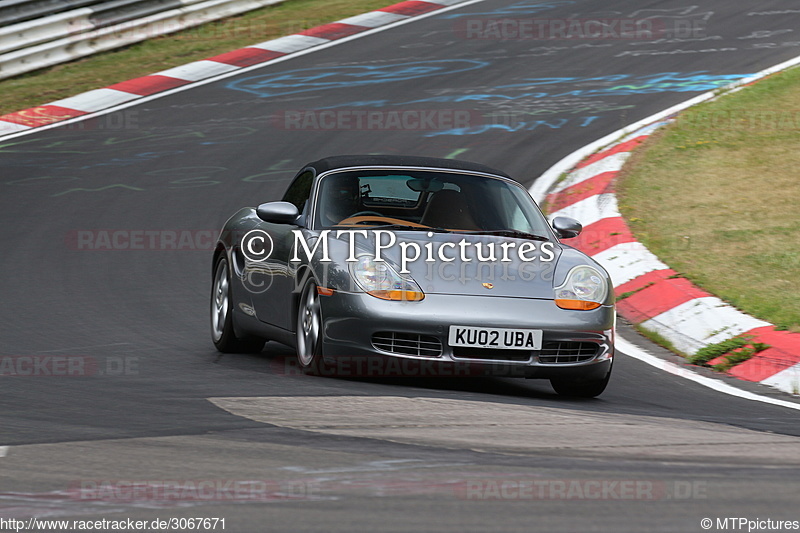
[0,0,392,116]
[618,66,800,332]
[632,323,684,357]
[687,336,751,366]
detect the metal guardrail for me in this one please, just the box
[0,0,285,80]
[89,0,183,27]
[0,0,102,26]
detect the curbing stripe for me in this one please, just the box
[48,88,141,113]
[550,152,630,194]
[0,121,31,134]
[640,297,770,356]
[614,268,678,297]
[761,362,800,394]
[107,75,191,96]
[249,34,329,53]
[381,1,443,16]
[564,216,634,256]
[616,277,711,324]
[549,193,619,228]
[546,171,617,212]
[299,22,368,40]
[338,11,409,27]
[153,60,239,81]
[730,327,800,382]
[592,241,669,288]
[206,47,285,67]
[575,136,646,169]
[0,105,87,128]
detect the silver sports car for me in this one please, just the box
[211,155,614,397]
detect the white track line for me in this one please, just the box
[617,335,800,411]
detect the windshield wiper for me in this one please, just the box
[459,229,550,241]
[375,224,452,233]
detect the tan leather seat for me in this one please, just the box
[420,189,480,230]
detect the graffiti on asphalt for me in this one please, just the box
[226,60,490,99]
[425,116,600,137]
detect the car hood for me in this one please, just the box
[327,230,562,299]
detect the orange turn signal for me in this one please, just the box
[317,287,335,296]
[367,290,425,302]
[555,299,602,311]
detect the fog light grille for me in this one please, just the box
[372,332,442,357]
[538,341,598,364]
[452,347,532,362]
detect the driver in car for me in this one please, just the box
[319,175,364,226]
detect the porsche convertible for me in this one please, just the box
[211,155,614,397]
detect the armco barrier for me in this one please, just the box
[0,0,286,79]
[0,0,102,26]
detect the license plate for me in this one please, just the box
[448,326,542,350]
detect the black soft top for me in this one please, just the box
[305,155,511,178]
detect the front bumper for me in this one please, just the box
[319,291,614,379]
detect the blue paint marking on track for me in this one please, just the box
[318,71,754,111]
[226,60,490,98]
[425,116,601,137]
[493,71,752,92]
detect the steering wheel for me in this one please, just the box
[337,211,385,225]
[348,211,383,219]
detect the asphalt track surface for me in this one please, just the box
[3,0,800,531]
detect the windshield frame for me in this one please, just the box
[308,165,557,240]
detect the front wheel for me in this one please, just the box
[211,254,265,353]
[296,278,326,374]
[550,369,611,398]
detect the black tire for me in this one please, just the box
[295,277,327,375]
[211,254,265,353]
[550,369,611,398]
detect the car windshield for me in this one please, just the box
[313,169,553,238]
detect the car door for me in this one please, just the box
[249,169,315,331]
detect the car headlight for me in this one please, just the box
[554,265,608,310]
[349,256,425,301]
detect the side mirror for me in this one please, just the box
[552,216,582,239]
[256,201,300,224]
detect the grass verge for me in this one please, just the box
[617,66,800,332]
[0,0,391,116]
